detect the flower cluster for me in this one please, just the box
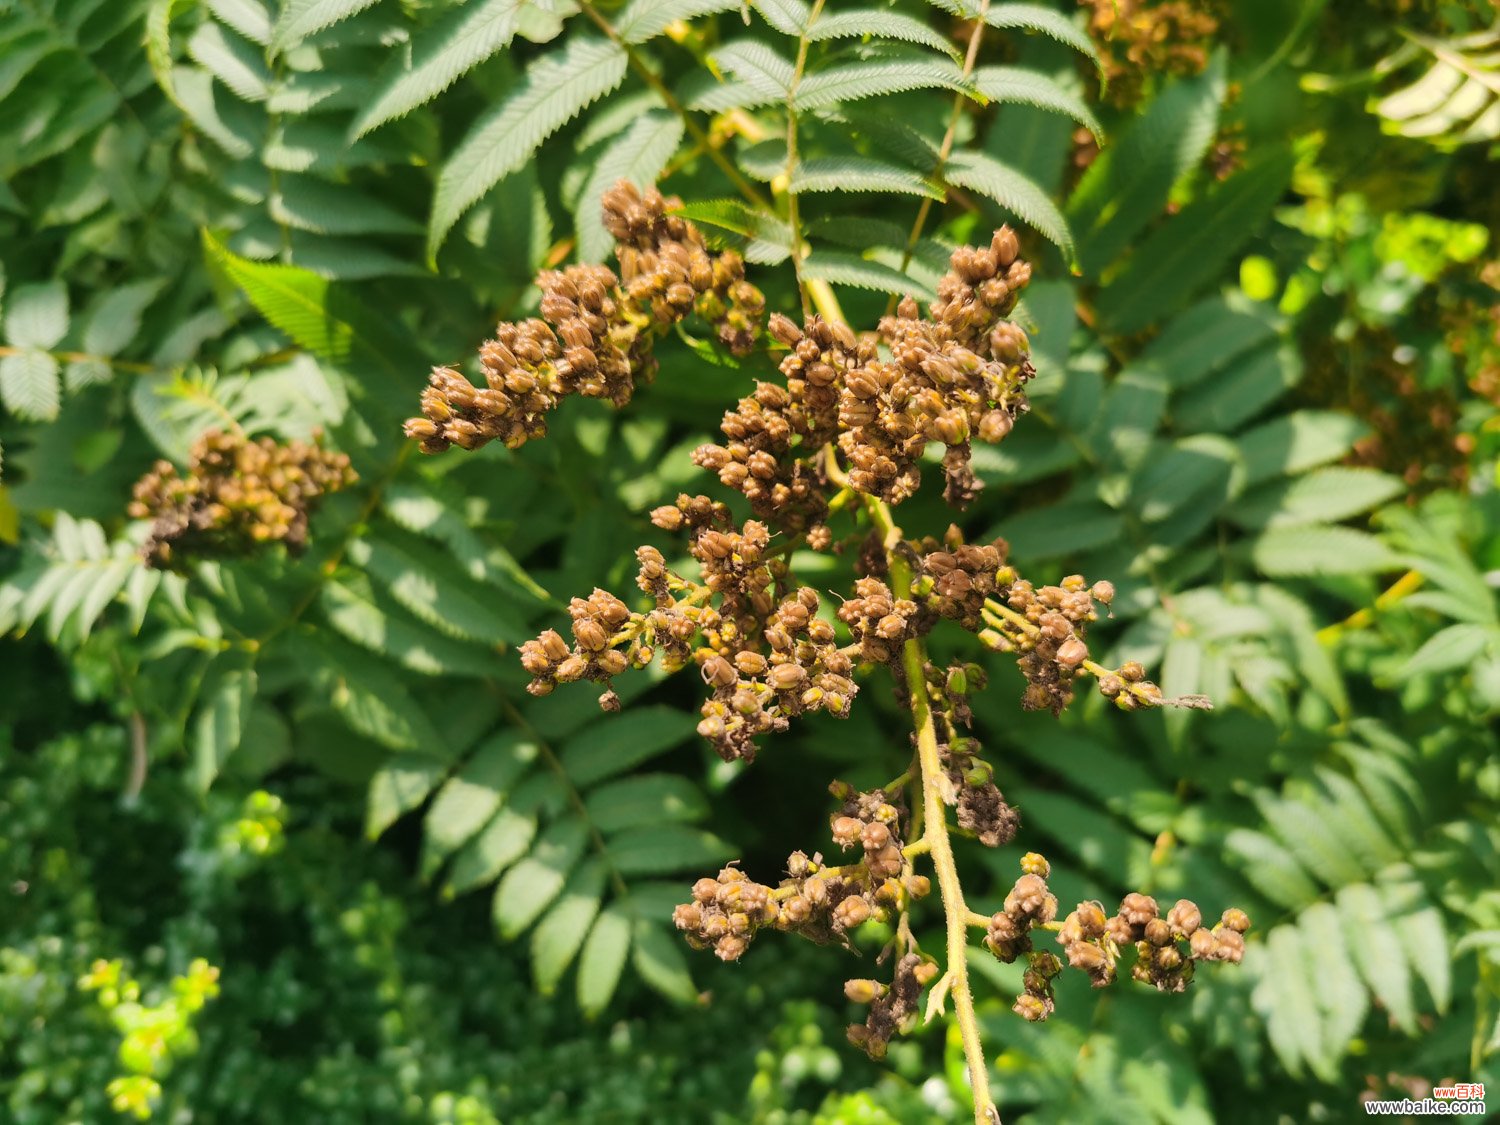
[695,584,859,762]
[845,951,939,1060]
[922,659,1023,848]
[672,866,779,964]
[869,232,1034,506]
[1004,573,1115,715]
[837,577,922,666]
[518,588,635,712]
[129,429,354,569]
[405,182,762,455]
[984,854,1059,964]
[672,786,930,969]
[521,506,862,760]
[985,856,1251,1021]
[1081,0,1221,109]
[974,568,1207,715]
[1061,892,1250,997]
[604,181,765,355]
[691,314,855,546]
[693,228,1035,525]
[916,527,1010,630]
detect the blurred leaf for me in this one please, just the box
[347,530,527,648]
[352,0,527,135]
[809,11,959,57]
[585,774,709,833]
[4,281,68,349]
[272,0,381,54]
[1252,525,1399,577]
[978,3,1101,71]
[945,150,1074,261]
[531,861,606,993]
[1399,623,1494,678]
[631,920,698,1004]
[973,66,1101,140]
[193,666,257,791]
[1228,467,1405,529]
[619,0,742,43]
[559,707,697,788]
[1096,148,1294,333]
[306,636,448,754]
[1237,410,1371,485]
[422,733,539,870]
[82,281,163,357]
[0,351,61,421]
[1338,882,1418,1034]
[203,232,423,381]
[604,825,733,876]
[1067,55,1225,272]
[794,59,975,111]
[791,156,944,199]
[803,252,935,300]
[494,820,590,939]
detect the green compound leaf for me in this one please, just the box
[428,38,626,260]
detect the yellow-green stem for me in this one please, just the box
[866,491,998,1125]
[1315,569,1424,644]
[0,344,154,374]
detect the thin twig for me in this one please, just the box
[885,0,994,315]
[780,0,829,317]
[0,345,154,374]
[124,711,149,804]
[577,0,771,211]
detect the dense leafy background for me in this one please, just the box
[1,0,1498,1120]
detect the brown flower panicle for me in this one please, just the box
[129,429,355,570]
[988,856,1251,1019]
[673,785,941,1061]
[1081,0,1221,109]
[417,184,1247,1086]
[405,183,763,455]
[673,785,928,960]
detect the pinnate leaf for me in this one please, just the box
[428,38,626,259]
[944,150,1074,261]
[577,909,632,1016]
[272,0,381,53]
[352,0,528,137]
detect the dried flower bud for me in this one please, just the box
[1013,992,1049,1022]
[1020,852,1051,878]
[1167,900,1202,937]
[844,978,884,1004]
[834,896,871,930]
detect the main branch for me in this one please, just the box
[865,492,999,1125]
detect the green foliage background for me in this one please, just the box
[1,0,1498,1120]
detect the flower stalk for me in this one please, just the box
[873,489,998,1125]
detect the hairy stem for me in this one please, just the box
[865,492,998,1125]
